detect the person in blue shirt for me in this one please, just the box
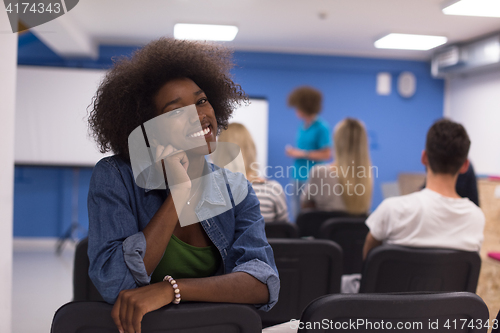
[285,86,332,220]
[87,38,279,333]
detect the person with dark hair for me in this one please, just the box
[363,119,485,260]
[422,162,480,206]
[87,38,279,333]
[285,86,331,220]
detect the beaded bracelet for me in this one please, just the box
[163,275,181,304]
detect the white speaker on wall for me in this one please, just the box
[398,71,417,98]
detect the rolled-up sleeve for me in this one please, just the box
[227,180,280,311]
[232,258,280,312]
[87,159,150,304]
[122,232,150,286]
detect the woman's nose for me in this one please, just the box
[191,106,205,123]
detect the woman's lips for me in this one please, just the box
[187,125,211,138]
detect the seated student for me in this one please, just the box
[216,123,290,223]
[363,119,485,260]
[87,38,279,333]
[301,118,372,215]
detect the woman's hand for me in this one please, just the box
[111,282,174,333]
[153,142,190,187]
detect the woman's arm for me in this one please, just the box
[141,195,181,275]
[88,156,189,303]
[111,272,269,333]
[111,175,277,333]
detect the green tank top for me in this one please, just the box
[150,234,221,284]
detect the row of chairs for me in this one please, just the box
[67,237,482,329]
[261,239,481,327]
[52,292,493,332]
[266,212,369,274]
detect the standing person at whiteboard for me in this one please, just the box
[216,123,290,223]
[285,86,331,221]
[86,38,279,333]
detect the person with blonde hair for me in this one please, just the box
[217,123,289,222]
[301,118,373,215]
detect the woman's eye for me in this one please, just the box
[197,98,208,105]
[165,108,183,118]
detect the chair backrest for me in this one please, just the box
[296,210,353,238]
[299,292,489,333]
[360,245,481,293]
[265,221,299,238]
[51,301,262,333]
[260,239,343,327]
[73,237,104,302]
[319,217,368,274]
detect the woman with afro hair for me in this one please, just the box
[87,38,279,333]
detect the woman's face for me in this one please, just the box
[154,77,217,154]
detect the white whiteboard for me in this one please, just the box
[229,99,269,176]
[444,71,500,176]
[15,66,109,166]
[15,66,268,167]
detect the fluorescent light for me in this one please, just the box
[443,0,500,18]
[375,33,448,51]
[174,24,238,41]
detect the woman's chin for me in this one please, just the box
[186,141,216,156]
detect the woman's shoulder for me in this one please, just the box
[91,155,134,186]
[94,155,130,172]
[309,163,332,176]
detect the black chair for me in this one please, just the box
[360,245,481,293]
[260,239,343,327]
[265,221,299,238]
[299,292,489,333]
[296,210,353,238]
[319,217,368,274]
[51,301,262,333]
[73,237,104,301]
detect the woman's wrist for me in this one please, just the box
[163,275,181,304]
[163,279,176,303]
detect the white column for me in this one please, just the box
[0,9,17,333]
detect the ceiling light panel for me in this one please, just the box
[443,0,500,18]
[374,33,448,51]
[174,24,238,41]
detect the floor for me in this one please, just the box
[12,238,75,333]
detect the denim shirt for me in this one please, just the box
[87,156,279,311]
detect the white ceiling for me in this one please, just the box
[32,0,500,60]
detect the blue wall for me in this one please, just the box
[231,52,443,210]
[14,33,444,237]
[14,166,92,237]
